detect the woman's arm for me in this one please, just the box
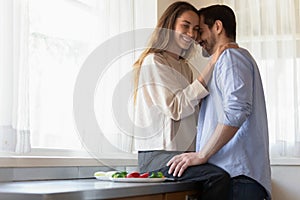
[197,43,238,87]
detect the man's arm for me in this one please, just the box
[166,123,238,177]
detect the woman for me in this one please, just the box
[133,1,230,152]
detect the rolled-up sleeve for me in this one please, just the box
[216,51,253,127]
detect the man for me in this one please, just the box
[167,5,271,200]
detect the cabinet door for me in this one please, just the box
[164,190,199,200]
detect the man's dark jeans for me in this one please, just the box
[229,175,270,200]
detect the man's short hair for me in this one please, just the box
[198,5,236,41]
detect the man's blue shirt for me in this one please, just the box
[196,48,271,195]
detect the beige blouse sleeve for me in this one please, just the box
[136,54,208,121]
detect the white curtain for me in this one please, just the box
[214,0,300,158]
[0,0,31,153]
[93,0,156,153]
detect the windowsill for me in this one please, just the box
[0,156,138,167]
[0,156,138,182]
[270,157,300,166]
[0,149,139,182]
[0,148,138,167]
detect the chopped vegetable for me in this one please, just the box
[139,172,149,178]
[94,171,106,177]
[149,171,164,178]
[157,172,164,178]
[94,171,117,177]
[112,171,128,178]
[126,172,140,178]
[109,171,164,178]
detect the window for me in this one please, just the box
[29,0,156,153]
[29,0,97,149]
[0,0,156,161]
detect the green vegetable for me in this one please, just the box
[157,171,164,178]
[149,171,164,178]
[112,171,128,178]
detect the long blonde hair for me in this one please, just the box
[133,1,198,103]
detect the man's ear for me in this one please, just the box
[214,20,223,35]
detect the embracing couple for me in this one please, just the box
[133,2,271,200]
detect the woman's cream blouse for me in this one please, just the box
[133,52,209,151]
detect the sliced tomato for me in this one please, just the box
[126,172,140,178]
[139,172,149,178]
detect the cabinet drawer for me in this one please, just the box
[164,190,199,200]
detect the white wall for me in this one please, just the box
[271,165,300,200]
